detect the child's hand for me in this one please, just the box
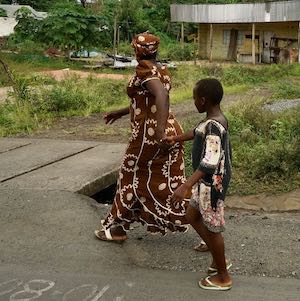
[163,136,176,145]
[171,184,188,204]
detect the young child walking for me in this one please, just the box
[165,78,232,291]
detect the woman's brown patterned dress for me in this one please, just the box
[102,60,189,235]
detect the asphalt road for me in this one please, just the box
[0,188,299,301]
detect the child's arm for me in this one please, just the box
[164,129,195,145]
[171,170,204,202]
[171,122,223,203]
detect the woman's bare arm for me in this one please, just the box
[145,79,169,141]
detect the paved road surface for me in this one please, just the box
[0,138,299,300]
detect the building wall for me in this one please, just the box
[198,24,209,58]
[198,21,299,61]
[0,17,18,37]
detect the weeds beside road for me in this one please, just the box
[0,55,299,196]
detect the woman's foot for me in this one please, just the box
[94,226,127,243]
[199,275,232,291]
[193,242,209,252]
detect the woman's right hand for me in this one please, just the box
[103,111,123,124]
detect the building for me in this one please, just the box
[0,17,17,39]
[0,4,47,40]
[171,0,300,64]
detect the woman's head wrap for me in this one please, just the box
[131,32,160,59]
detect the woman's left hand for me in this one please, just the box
[156,132,170,151]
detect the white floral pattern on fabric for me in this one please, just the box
[102,59,188,235]
[202,135,221,166]
[121,154,138,172]
[189,119,231,233]
[191,183,225,233]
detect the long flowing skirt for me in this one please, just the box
[102,115,189,235]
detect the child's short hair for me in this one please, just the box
[194,78,223,104]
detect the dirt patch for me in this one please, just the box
[0,86,12,103]
[39,69,128,81]
[19,113,131,143]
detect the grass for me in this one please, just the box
[0,75,129,136]
[270,79,300,100]
[1,56,300,195]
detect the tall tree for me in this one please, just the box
[38,2,109,51]
[14,6,41,41]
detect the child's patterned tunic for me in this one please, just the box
[190,119,232,233]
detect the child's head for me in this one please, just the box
[193,78,223,113]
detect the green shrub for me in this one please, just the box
[201,64,224,78]
[171,65,204,90]
[227,99,274,135]
[160,43,194,61]
[0,75,128,136]
[0,8,7,17]
[222,65,264,85]
[7,38,45,55]
[118,42,134,57]
[272,81,300,99]
[227,102,300,194]
[30,76,128,116]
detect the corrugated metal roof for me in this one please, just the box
[171,0,300,23]
[0,4,47,20]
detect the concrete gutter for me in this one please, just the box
[0,138,126,195]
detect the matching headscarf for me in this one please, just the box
[131,32,160,59]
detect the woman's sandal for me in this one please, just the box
[94,229,127,243]
[193,242,209,252]
[199,276,232,291]
[207,262,232,276]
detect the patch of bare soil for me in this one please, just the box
[0,86,13,103]
[39,69,128,81]
[18,113,131,143]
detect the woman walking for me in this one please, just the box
[94,32,190,241]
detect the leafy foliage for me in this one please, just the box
[13,7,41,42]
[1,0,286,56]
[227,102,300,195]
[38,2,109,51]
[0,7,7,17]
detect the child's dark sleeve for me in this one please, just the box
[197,122,223,174]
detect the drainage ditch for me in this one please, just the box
[91,183,116,204]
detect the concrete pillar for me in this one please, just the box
[252,23,256,65]
[181,22,184,49]
[298,21,300,63]
[209,24,213,62]
[198,23,201,60]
